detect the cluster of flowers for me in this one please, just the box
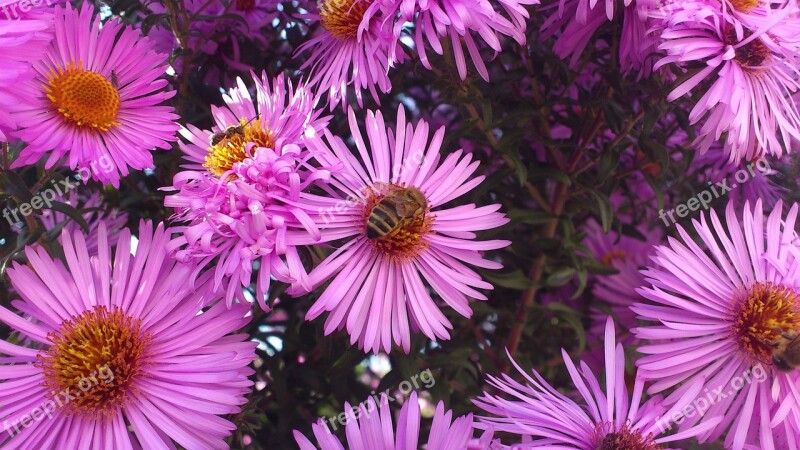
[1,0,800,448]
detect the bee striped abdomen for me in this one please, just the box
[366,199,402,239]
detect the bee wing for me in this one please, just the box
[393,201,409,217]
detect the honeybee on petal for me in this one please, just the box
[767,329,800,372]
[365,186,428,240]
[209,116,257,146]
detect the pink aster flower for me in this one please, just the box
[632,199,800,449]
[296,0,404,108]
[393,0,536,81]
[165,72,334,309]
[0,221,256,448]
[141,0,277,83]
[0,2,53,140]
[584,219,662,331]
[293,105,510,353]
[475,317,720,448]
[10,3,179,187]
[654,0,800,162]
[294,391,495,449]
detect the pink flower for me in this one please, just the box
[294,391,495,449]
[475,317,719,447]
[293,105,510,353]
[393,0,536,80]
[654,0,800,162]
[584,218,662,336]
[0,1,53,139]
[0,221,256,448]
[9,3,179,187]
[165,72,334,309]
[297,0,404,108]
[632,199,800,449]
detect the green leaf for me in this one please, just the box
[482,269,537,290]
[46,201,90,233]
[545,303,586,353]
[0,170,33,203]
[545,267,576,287]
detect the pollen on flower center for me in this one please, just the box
[733,282,800,362]
[204,118,274,178]
[730,0,758,12]
[592,423,661,450]
[319,0,371,40]
[362,183,434,261]
[601,250,627,266]
[725,29,771,70]
[46,64,120,131]
[38,305,151,417]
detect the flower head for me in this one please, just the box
[294,391,495,449]
[0,1,53,140]
[393,0,536,81]
[0,221,256,448]
[294,105,510,353]
[475,317,719,448]
[296,0,404,108]
[10,3,179,187]
[654,0,800,162]
[165,72,334,309]
[632,199,800,449]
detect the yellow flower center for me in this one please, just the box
[600,250,627,266]
[46,64,120,131]
[39,306,151,418]
[362,183,434,262]
[204,118,274,178]
[319,0,371,40]
[732,282,800,362]
[730,0,758,12]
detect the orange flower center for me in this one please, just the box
[601,250,627,266]
[732,282,800,362]
[319,0,371,40]
[204,118,274,178]
[46,65,120,131]
[39,306,151,417]
[730,0,758,12]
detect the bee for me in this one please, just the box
[209,117,257,146]
[767,330,800,372]
[365,186,427,240]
